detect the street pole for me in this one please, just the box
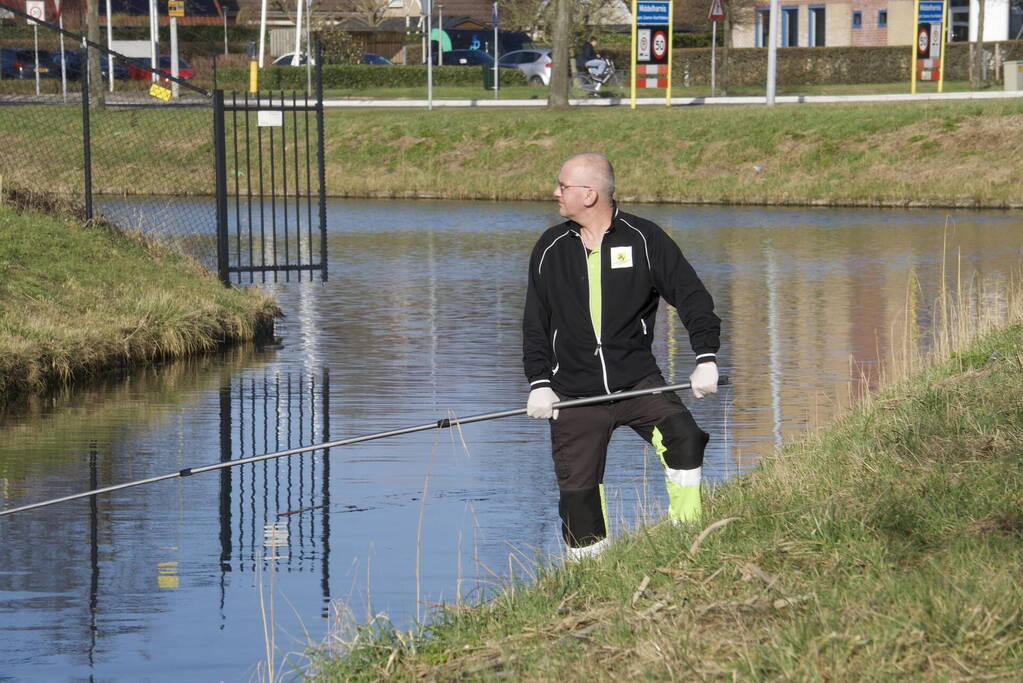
[33,23,40,95]
[493,2,498,99]
[765,0,779,104]
[57,0,68,101]
[711,20,717,96]
[425,1,433,110]
[105,0,113,92]
[438,4,443,65]
[170,13,179,98]
[149,0,158,82]
[294,0,304,64]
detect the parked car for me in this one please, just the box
[361,52,393,65]
[498,48,551,86]
[49,50,130,81]
[272,52,314,66]
[127,55,194,81]
[0,47,55,79]
[431,49,501,67]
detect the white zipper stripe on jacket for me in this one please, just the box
[537,229,574,275]
[552,329,560,375]
[618,216,652,271]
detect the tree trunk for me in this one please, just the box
[975,0,986,87]
[87,0,104,107]
[547,0,571,107]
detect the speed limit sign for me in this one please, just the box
[25,0,45,24]
[652,30,667,60]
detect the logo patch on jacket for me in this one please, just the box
[610,246,633,269]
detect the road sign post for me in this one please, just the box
[708,0,725,97]
[631,0,673,109]
[26,0,45,96]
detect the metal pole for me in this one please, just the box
[315,39,327,281]
[149,0,158,82]
[58,0,68,101]
[766,0,779,104]
[258,0,268,67]
[105,0,113,92]
[293,0,304,64]
[711,19,717,97]
[493,2,498,98]
[170,14,179,98]
[81,43,93,220]
[426,8,433,110]
[223,2,229,55]
[438,4,443,65]
[0,378,730,517]
[33,24,41,96]
[213,90,230,285]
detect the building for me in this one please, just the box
[731,0,1022,47]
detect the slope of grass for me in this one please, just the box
[1,97,1021,207]
[310,282,1023,680]
[0,197,278,402]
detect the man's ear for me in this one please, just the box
[584,190,599,208]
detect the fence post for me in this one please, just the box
[213,89,231,286]
[315,40,327,282]
[80,43,93,220]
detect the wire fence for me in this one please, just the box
[0,2,224,267]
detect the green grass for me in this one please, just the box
[1,96,1021,206]
[0,196,279,402]
[308,283,1023,680]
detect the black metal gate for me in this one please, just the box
[213,76,327,285]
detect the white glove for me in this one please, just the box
[689,362,719,399]
[527,387,560,420]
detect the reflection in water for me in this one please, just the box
[0,199,1021,680]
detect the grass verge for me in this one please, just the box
[4,97,1021,207]
[309,276,1023,679]
[0,193,279,403]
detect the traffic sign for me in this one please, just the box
[168,0,184,17]
[637,1,670,25]
[918,0,943,22]
[652,30,668,60]
[708,0,725,21]
[25,0,44,24]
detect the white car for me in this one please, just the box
[498,48,552,86]
[272,52,315,66]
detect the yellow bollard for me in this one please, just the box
[249,60,258,93]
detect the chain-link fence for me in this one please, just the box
[0,2,225,268]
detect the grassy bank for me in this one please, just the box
[1,97,1022,208]
[0,196,278,402]
[311,284,1023,678]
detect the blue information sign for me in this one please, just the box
[637,1,670,25]
[918,1,944,23]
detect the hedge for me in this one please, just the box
[602,40,1023,87]
[214,64,527,90]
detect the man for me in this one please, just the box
[576,36,605,77]
[522,153,721,560]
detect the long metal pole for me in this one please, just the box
[766,0,779,104]
[105,0,113,92]
[0,378,730,517]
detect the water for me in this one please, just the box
[1,199,1020,680]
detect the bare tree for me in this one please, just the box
[548,0,571,106]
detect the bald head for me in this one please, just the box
[563,153,615,200]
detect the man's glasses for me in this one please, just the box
[557,181,593,192]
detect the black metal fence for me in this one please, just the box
[1,4,329,286]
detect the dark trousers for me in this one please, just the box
[549,374,708,547]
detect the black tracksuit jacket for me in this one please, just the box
[523,206,720,398]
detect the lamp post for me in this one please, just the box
[437,4,443,65]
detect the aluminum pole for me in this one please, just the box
[0,378,730,517]
[105,0,113,91]
[58,0,68,101]
[149,0,158,82]
[765,0,779,104]
[170,14,179,98]
[293,0,304,65]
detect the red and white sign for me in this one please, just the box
[652,30,667,60]
[25,0,45,24]
[708,0,725,21]
[638,28,651,61]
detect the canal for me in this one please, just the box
[0,199,1019,680]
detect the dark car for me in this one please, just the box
[48,50,130,80]
[432,49,497,66]
[0,48,55,79]
[361,53,393,65]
